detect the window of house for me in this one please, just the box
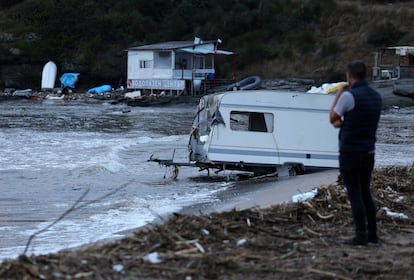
[154,51,172,69]
[139,60,153,68]
[230,111,274,133]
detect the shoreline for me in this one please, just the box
[1,165,412,279]
[0,169,340,263]
[180,168,339,215]
[108,169,338,241]
[2,78,414,109]
[62,169,341,257]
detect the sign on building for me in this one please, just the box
[127,79,186,90]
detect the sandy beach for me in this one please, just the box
[1,166,412,279]
[177,168,340,217]
[115,168,339,239]
[213,169,339,212]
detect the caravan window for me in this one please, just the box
[230,111,274,133]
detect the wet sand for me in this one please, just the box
[177,169,339,216]
[89,169,340,249]
[214,169,339,212]
[2,166,412,279]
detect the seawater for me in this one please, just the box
[0,99,412,261]
[376,106,414,166]
[0,100,229,260]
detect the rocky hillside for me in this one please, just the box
[1,0,414,90]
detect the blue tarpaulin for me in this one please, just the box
[60,73,80,88]
[87,85,112,94]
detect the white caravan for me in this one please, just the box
[152,90,339,176]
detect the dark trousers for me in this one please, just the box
[340,152,377,235]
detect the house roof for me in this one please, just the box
[385,46,414,56]
[127,40,234,55]
[386,46,414,50]
[180,47,234,55]
[128,41,215,51]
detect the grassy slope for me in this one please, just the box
[247,1,414,81]
[1,0,414,86]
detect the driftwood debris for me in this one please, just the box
[1,166,413,279]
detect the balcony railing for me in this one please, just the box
[173,69,215,80]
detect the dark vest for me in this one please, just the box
[339,80,382,153]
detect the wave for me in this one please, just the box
[0,129,188,172]
[1,182,228,261]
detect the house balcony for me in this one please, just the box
[173,69,215,80]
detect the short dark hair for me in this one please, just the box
[347,60,367,80]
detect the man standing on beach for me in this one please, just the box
[330,61,382,246]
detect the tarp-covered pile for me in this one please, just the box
[87,85,112,95]
[60,73,80,89]
[307,82,347,94]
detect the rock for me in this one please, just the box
[60,60,87,73]
[24,32,41,42]
[9,48,22,56]
[372,79,414,108]
[392,80,414,99]
[0,32,15,43]
[393,88,414,98]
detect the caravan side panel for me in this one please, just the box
[272,107,338,168]
[206,91,339,168]
[208,107,281,166]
